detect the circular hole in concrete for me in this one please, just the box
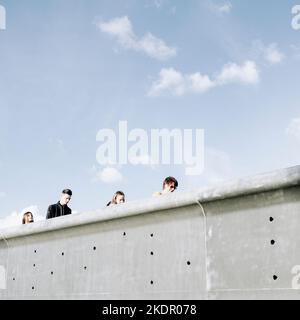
[271,240,276,245]
[51,271,54,275]
[13,278,15,281]
[150,234,154,237]
[150,280,154,285]
[150,251,154,256]
[273,275,278,280]
[187,261,191,266]
[32,286,35,290]
[84,266,87,270]
[269,217,274,222]
[61,252,64,256]
[34,250,37,254]
[93,247,97,251]
[123,232,126,236]
[33,264,36,267]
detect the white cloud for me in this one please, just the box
[0,211,20,230]
[97,16,176,60]
[264,43,285,65]
[210,1,233,14]
[0,192,6,198]
[97,16,136,48]
[252,41,285,65]
[139,33,176,61]
[0,205,44,231]
[216,61,259,85]
[148,68,186,96]
[96,167,123,184]
[188,72,216,93]
[286,118,300,141]
[148,61,259,97]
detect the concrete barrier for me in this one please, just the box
[0,165,300,300]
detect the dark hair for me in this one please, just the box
[163,177,178,189]
[22,212,34,225]
[107,191,125,206]
[62,189,72,196]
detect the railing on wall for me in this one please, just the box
[0,166,300,300]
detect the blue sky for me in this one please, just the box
[0,0,300,225]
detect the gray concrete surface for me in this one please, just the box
[0,165,300,300]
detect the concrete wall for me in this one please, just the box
[0,166,300,300]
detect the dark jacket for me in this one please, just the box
[46,202,72,219]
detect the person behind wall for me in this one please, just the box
[46,189,72,219]
[153,176,178,197]
[107,191,125,207]
[22,212,34,224]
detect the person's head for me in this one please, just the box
[111,191,125,205]
[60,189,72,206]
[22,212,34,225]
[162,176,178,193]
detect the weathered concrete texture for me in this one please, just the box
[0,166,300,300]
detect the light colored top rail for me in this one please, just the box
[1,165,299,240]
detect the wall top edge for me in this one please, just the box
[1,165,299,240]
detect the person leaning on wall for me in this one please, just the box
[22,212,34,224]
[46,189,72,219]
[106,191,125,207]
[153,176,178,197]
